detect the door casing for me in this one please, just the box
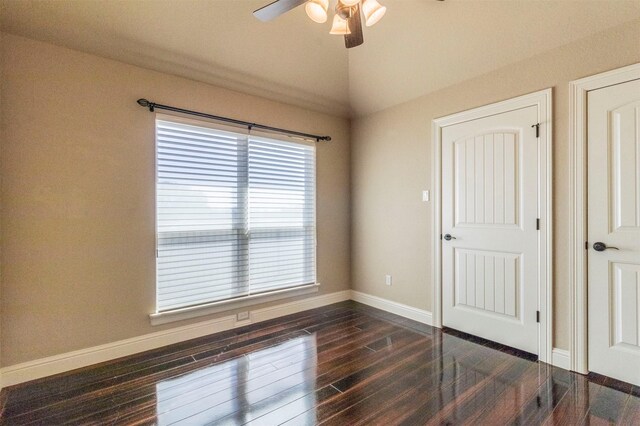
[432,89,553,364]
[569,63,640,375]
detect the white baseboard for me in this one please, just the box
[0,290,350,389]
[349,291,573,372]
[551,348,571,371]
[350,290,433,325]
[0,288,567,392]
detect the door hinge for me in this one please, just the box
[531,123,540,138]
[536,311,540,323]
[536,218,540,230]
[585,241,589,250]
[440,234,442,240]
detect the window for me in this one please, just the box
[155,117,316,314]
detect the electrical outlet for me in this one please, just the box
[422,190,430,202]
[236,311,249,321]
[385,275,392,286]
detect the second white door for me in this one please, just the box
[441,105,540,355]
[587,78,640,386]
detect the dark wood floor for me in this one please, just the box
[1,301,639,425]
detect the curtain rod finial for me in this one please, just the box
[137,98,155,112]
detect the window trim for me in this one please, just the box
[149,283,319,326]
[151,113,319,325]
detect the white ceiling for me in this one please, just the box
[0,0,351,115]
[348,0,640,115]
[2,0,640,117]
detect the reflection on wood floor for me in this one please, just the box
[1,301,639,425]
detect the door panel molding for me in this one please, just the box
[569,63,640,375]
[453,130,521,228]
[454,248,522,319]
[432,89,553,364]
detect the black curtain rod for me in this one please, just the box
[137,99,331,142]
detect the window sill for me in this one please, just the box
[149,283,320,326]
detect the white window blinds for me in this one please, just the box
[156,118,316,312]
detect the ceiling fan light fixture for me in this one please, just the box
[305,0,329,23]
[329,14,351,35]
[362,0,386,27]
[339,0,361,6]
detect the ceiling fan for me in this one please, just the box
[253,0,387,49]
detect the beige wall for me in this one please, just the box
[351,19,640,351]
[0,34,351,367]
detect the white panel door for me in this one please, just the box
[587,79,640,386]
[442,105,539,355]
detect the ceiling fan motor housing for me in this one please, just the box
[335,1,356,20]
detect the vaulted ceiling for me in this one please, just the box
[2,0,640,117]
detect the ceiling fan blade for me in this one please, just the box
[344,4,363,48]
[253,0,307,22]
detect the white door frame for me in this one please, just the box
[569,63,640,374]
[432,89,553,364]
